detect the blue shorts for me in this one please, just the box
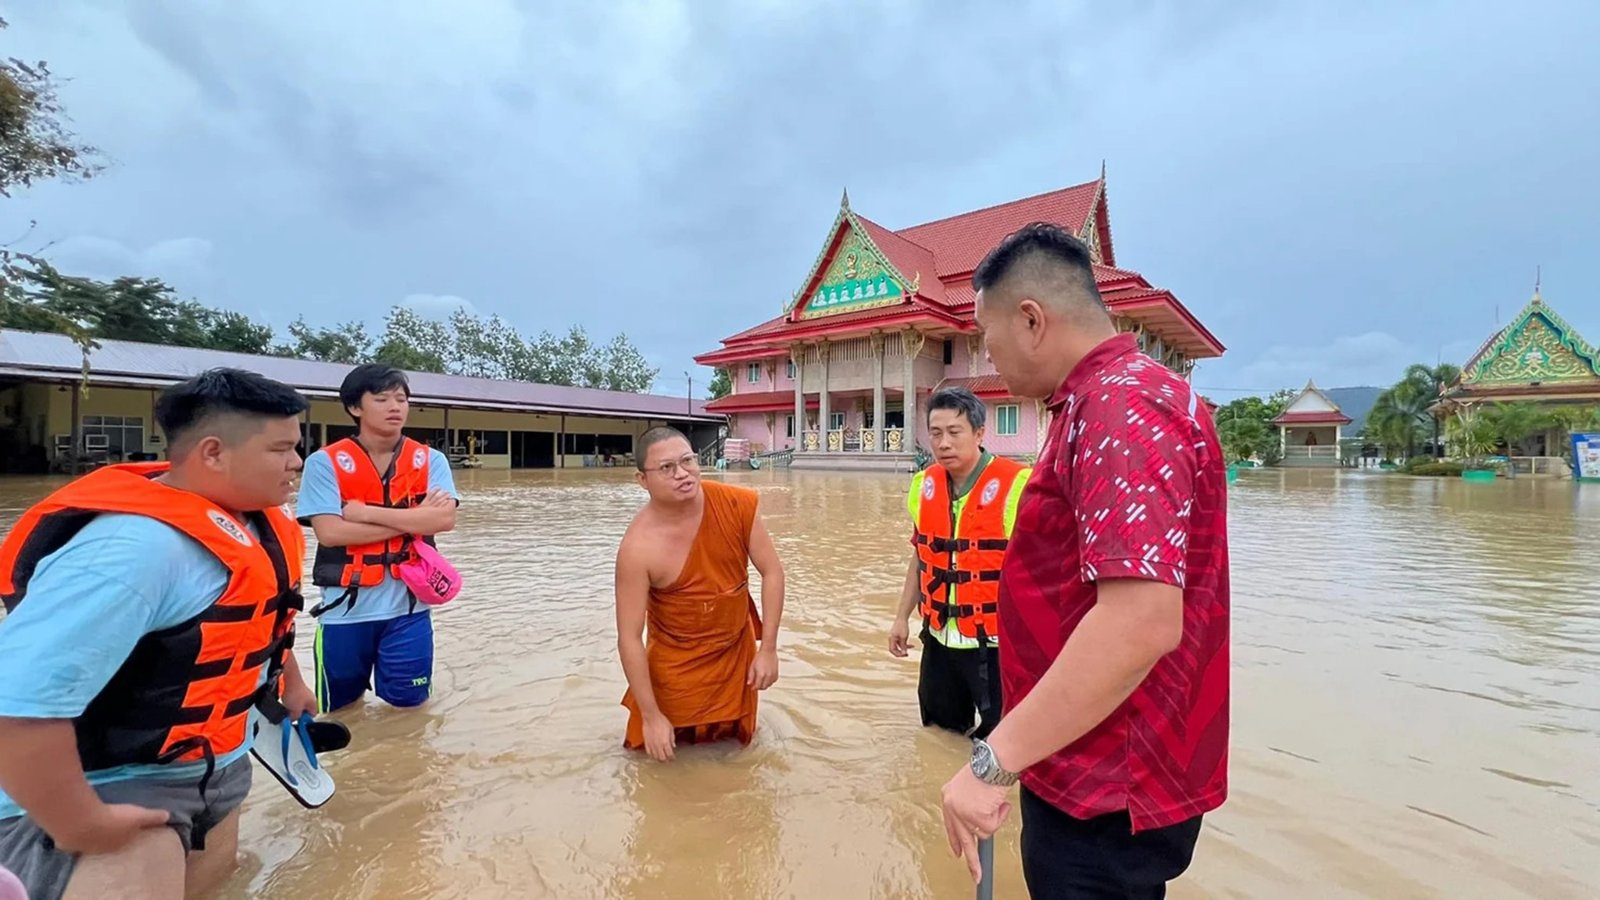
[314,611,434,712]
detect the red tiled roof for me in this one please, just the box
[898,179,1102,278]
[1271,410,1352,425]
[697,174,1228,364]
[934,374,1011,398]
[1093,263,1145,285]
[935,264,1147,311]
[855,215,947,306]
[705,390,818,412]
[941,282,975,307]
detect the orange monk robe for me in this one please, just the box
[623,480,763,749]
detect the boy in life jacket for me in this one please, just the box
[0,369,317,900]
[888,387,1031,740]
[297,364,458,713]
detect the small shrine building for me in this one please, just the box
[1271,381,1351,466]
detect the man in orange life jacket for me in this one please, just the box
[297,364,458,713]
[889,387,1031,740]
[0,369,317,900]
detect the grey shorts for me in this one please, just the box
[0,756,252,900]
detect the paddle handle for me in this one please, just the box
[976,835,995,900]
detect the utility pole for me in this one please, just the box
[685,370,692,415]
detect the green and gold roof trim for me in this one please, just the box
[1463,292,1600,386]
[783,190,918,320]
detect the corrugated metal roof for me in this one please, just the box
[0,329,721,422]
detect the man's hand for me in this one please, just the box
[281,680,317,720]
[341,499,371,524]
[747,646,779,691]
[642,712,676,762]
[888,618,910,658]
[422,489,454,509]
[50,802,170,855]
[940,764,1012,884]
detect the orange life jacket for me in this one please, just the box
[309,436,433,616]
[910,456,1029,645]
[0,462,304,775]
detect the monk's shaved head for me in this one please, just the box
[637,425,691,471]
[971,222,1108,326]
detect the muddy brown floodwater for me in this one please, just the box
[1,467,1597,898]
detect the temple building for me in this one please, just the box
[696,170,1226,469]
[1436,288,1600,458]
[1271,380,1351,467]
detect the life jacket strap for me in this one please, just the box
[929,566,1002,586]
[309,586,358,618]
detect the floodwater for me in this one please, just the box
[1,467,1597,898]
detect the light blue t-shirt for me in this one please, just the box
[0,514,257,820]
[296,446,458,625]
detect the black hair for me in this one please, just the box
[971,221,1105,313]
[339,364,410,421]
[155,368,308,451]
[637,425,690,471]
[927,386,987,430]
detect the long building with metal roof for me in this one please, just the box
[0,328,723,474]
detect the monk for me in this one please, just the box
[616,426,785,761]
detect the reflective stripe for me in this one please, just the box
[1003,467,1032,536]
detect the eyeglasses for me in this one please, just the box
[651,453,701,476]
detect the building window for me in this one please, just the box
[829,412,845,431]
[995,405,1019,436]
[81,415,145,457]
[785,415,795,438]
[943,339,953,365]
[787,359,796,379]
[746,363,761,384]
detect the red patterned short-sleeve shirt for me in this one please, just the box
[998,332,1230,832]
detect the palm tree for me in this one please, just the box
[1447,407,1498,465]
[1400,363,1461,457]
[1367,385,1429,460]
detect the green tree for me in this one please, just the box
[707,367,731,400]
[278,317,370,364]
[1447,407,1498,465]
[198,307,275,354]
[1482,401,1551,469]
[371,306,448,373]
[0,17,102,196]
[594,331,659,392]
[1399,363,1460,457]
[1212,390,1292,464]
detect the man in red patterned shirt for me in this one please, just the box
[939,223,1229,898]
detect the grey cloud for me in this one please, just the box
[3,0,1597,396]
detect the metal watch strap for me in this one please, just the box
[971,738,1019,786]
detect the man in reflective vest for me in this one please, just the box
[889,386,1031,740]
[297,364,458,713]
[0,369,317,899]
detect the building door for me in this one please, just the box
[512,431,556,468]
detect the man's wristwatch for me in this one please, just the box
[969,738,1020,786]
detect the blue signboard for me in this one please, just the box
[1573,432,1600,483]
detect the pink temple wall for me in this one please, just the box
[724,398,1043,458]
[718,341,1053,458]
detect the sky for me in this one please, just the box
[4,0,1598,401]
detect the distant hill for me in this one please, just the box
[1324,386,1384,436]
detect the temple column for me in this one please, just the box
[791,345,804,450]
[818,342,832,451]
[872,335,886,452]
[967,334,982,376]
[901,330,925,451]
